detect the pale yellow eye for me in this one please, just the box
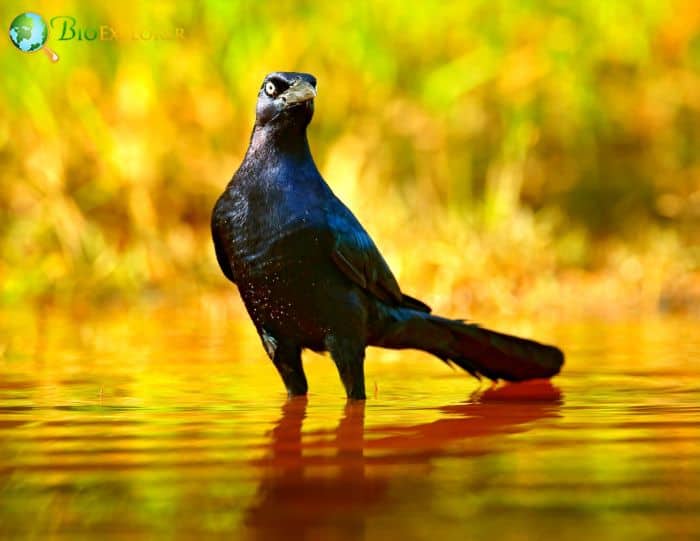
[265,81,276,96]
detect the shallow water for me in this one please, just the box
[0,306,699,540]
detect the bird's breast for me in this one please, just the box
[222,191,325,271]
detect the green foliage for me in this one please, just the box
[0,0,698,312]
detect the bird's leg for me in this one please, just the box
[259,330,307,397]
[326,335,366,400]
[274,344,308,397]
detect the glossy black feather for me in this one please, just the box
[212,71,564,399]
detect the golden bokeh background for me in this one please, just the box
[2,0,700,318]
[2,5,700,537]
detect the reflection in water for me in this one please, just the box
[246,382,561,540]
[2,311,700,539]
[246,398,382,540]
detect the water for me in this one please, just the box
[1,306,699,540]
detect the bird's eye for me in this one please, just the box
[264,81,277,97]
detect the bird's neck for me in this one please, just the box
[247,124,313,164]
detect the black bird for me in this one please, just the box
[212,72,564,400]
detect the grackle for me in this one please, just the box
[212,72,564,400]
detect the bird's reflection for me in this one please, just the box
[245,380,561,540]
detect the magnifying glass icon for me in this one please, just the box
[9,12,59,63]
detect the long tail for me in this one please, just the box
[373,308,564,381]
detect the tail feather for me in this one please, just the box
[374,310,564,382]
[443,320,564,381]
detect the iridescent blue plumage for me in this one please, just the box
[211,72,563,399]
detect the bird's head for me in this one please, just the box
[254,72,317,130]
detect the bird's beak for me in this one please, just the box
[280,79,317,109]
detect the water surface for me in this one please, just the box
[1,307,699,540]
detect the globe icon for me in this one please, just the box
[8,12,59,62]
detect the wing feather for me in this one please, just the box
[327,205,430,312]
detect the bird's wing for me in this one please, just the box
[211,213,236,284]
[327,205,431,312]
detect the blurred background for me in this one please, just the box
[1,0,700,319]
[2,5,700,537]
